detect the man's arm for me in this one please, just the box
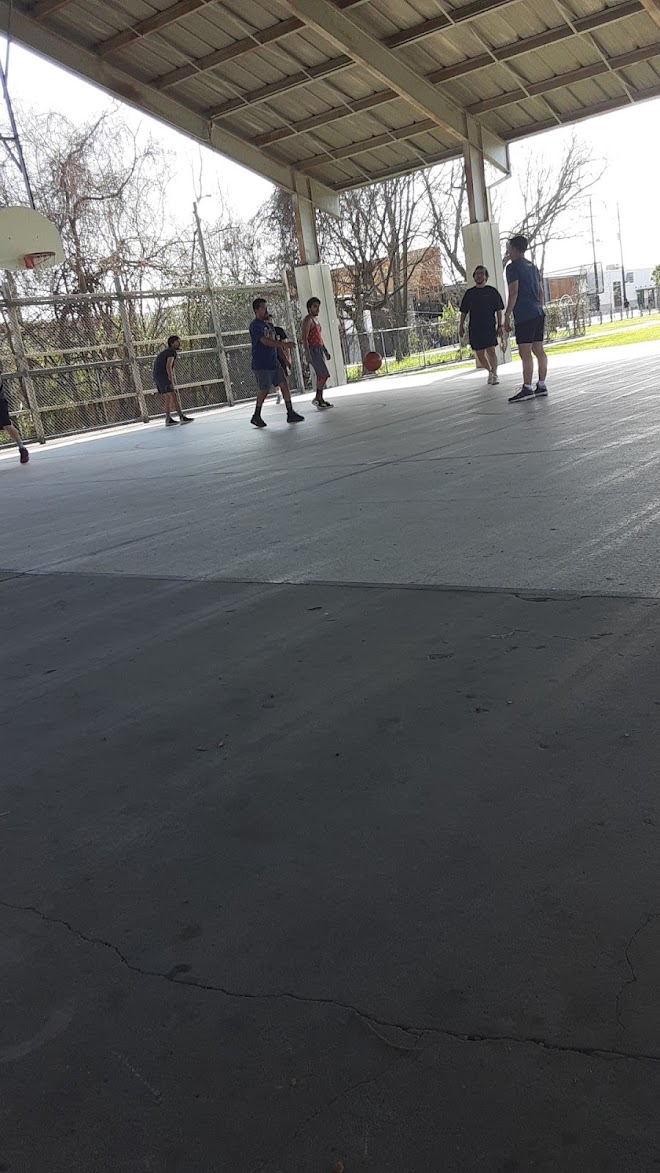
[537,269,545,306]
[459,311,467,337]
[166,356,176,388]
[252,324,289,352]
[504,280,518,330]
[302,315,312,360]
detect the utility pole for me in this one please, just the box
[617,202,629,315]
[589,197,600,314]
[193,200,234,405]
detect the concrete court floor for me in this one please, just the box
[1,341,659,1173]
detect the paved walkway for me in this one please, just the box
[1,342,659,1172]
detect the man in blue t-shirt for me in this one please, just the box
[504,235,549,403]
[248,298,304,428]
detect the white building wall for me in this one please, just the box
[601,265,654,311]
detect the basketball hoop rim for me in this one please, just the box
[23,250,57,270]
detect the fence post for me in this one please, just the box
[207,287,235,406]
[3,286,45,444]
[114,277,149,423]
[192,203,234,406]
[282,269,305,394]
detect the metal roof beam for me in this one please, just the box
[467,40,660,114]
[638,0,660,30]
[298,118,436,168]
[153,0,532,91]
[502,79,660,143]
[101,0,361,69]
[207,55,350,119]
[99,0,213,58]
[282,0,508,170]
[153,18,304,88]
[31,0,71,16]
[0,1,340,215]
[250,0,641,149]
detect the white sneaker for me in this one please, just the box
[487,372,494,385]
[491,373,500,385]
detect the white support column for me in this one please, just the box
[462,220,511,366]
[463,141,489,225]
[293,193,320,267]
[294,263,346,390]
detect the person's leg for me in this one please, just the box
[279,374,304,423]
[475,349,489,375]
[533,341,548,384]
[251,373,271,427]
[487,347,498,375]
[3,422,29,462]
[175,392,194,423]
[312,374,328,406]
[164,391,178,423]
[519,343,534,387]
[508,338,535,402]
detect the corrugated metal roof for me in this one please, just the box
[3,0,660,205]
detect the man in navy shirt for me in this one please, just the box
[504,235,549,403]
[249,298,304,428]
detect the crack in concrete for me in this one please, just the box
[3,899,659,1067]
[615,912,660,1036]
[4,564,660,604]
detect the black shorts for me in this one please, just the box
[155,382,174,395]
[469,328,498,353]
[515,314,545,345]
[0,396,11,428]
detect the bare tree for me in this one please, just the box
[259,188,299,278]
[423,161,468,282]
[0,106,188,295]
[496,133,606,274]
[317,175,433,351]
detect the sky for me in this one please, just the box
[2,39,660,277]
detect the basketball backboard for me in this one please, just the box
[0,206,64,271]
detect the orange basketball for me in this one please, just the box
[363,350,382,373]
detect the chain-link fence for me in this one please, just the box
[0,279,303,443]
[340,296,595,383]
[340,318,466,382]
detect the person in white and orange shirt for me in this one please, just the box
[302,297,333,410]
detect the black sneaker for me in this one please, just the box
[19,446,29,464]
[250,414,267,428]
[179,415,194,423]
[165,416,179,426]
[508,386,534,403]
[287,411,304,423]
[535,383,548,397]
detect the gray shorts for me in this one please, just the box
[276,362,288,388]
[254,368,279,392]
[309,345,329,379]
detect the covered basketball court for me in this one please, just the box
[2,3,660,1171]
[2,341,660,1171]
[3,0,660,378]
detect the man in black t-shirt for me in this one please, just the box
[152,335,194,427]
[459,266,505,386]
[265,312,291,404]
